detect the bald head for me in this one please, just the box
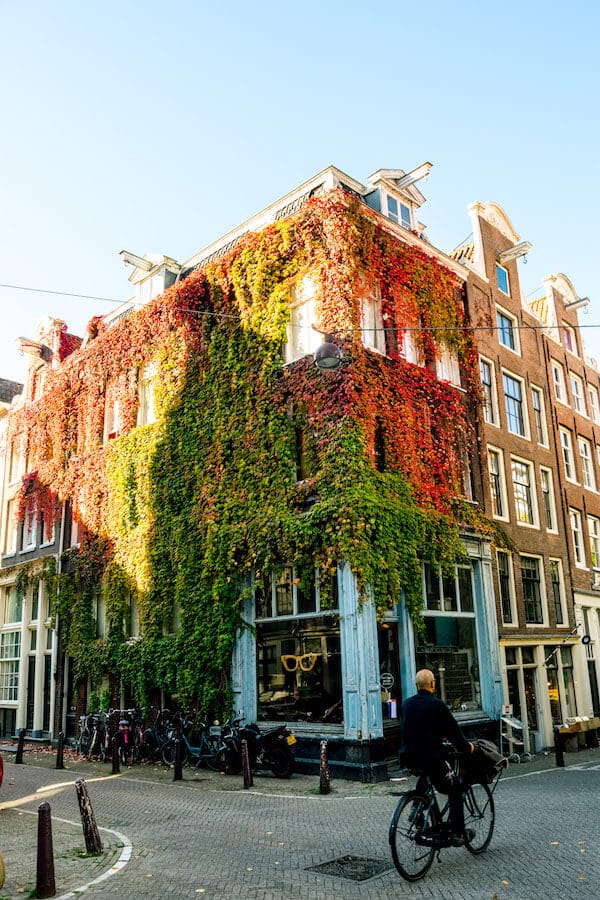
[416,669,436,693]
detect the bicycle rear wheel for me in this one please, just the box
[463,782,494,854]
[161,738,190,767]
[389,792,436,881]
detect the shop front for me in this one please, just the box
[231,537,502,781]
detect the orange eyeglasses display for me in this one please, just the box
[281,653,319,673]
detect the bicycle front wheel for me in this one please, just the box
[389,792,436,882]
[463,782,494,854]
[161,739,190,767]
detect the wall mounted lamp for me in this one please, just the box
[314,334,343,370]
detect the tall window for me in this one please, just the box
[103,396,122,443]
[0,631,21,702]
[417,562,481,711]
[137,361,157,426]
[588,516,600,570]
[511,458,536,525]
[497,550,515,624]
[540,467,557,531]
[503,372,526,436]
[400,330,421,365]
[361,291,386,354]
[497,308,517,349]
[521,555,544,624]
[531,386,547,444]
[488,448,507,518]
[563,323,577,355]
[480,357,497,424]
[552,361,566,403]
[436,346,461,386]
[570,508,586,567]
[549,559,565,626]
[255,567,343,724]
[570,373,586,415]
[589,384,600,423]
[579,437,596,491]
[560,428,576,482]
[22,504,37,550]
[3,499,18,555]
[285,277,320,363]
[5,587,23,623]
[496,265,510,296]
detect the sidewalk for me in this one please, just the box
[0,741,598,899]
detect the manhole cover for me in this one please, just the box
[306,855,392,881]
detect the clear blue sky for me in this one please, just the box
[2,1,599,384]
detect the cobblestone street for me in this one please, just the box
[0,747,599,899]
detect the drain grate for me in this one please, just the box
[306,854,392,881]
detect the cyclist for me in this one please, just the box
[399,668,475,846]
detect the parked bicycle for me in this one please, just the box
[215,718,296,778]
[140,707,176,761]
[105,708,145,765]
[161,711,221,770]
[389,741,507,881]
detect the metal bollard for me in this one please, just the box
[36,801,56,898]
[319,740,331,794]
[111,736,120,775]
[173,737,183,781]
[15,727,26,764]
[75,778,103,854]
[554,725,565,768]
[242,739,253,788]
[55,732,65,770]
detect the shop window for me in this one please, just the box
[378,622,402,721]
[255,567,342,724]
[417,562,481,711]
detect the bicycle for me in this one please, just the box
[140,707,176,761]
[161,712,221,770]
[389,747,506,881]
[75,714,92,757]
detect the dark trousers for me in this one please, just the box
[416,760,465,834]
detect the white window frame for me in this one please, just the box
[436,346,461,387]
[559,427,577,483]
[578,436,597,491]
[548,558,567,627]
[510,455,538,528]
[589,384,600,424]
[503,370,529,438]
[21,504,36,551]
[137,361,157,426]
[570,372,586,415]
[360,289,386,355]
[3,499,18,555]
[487,446,509,521]
[570,508,587,568]
[520,553,547,626]
[0,630,21,702]
[551,360,567,404]
[497,549,517,626]
[539,466,558,533]
[496,305,519,352]
[400,329,422,365]
[496,264,510,296]
[480,356,498,426]
[588,515,600,571]
[386,194,412,230]
[285,276,321,364]
[530,385,547,445]
[563,323,578,356]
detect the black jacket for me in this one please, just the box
[400,689,469,768]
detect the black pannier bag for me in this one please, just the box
[464,738,507,784]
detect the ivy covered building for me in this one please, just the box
[1,163,534,778]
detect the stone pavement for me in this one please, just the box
[0,742,598,898]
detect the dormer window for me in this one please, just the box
[386,195,412,230]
